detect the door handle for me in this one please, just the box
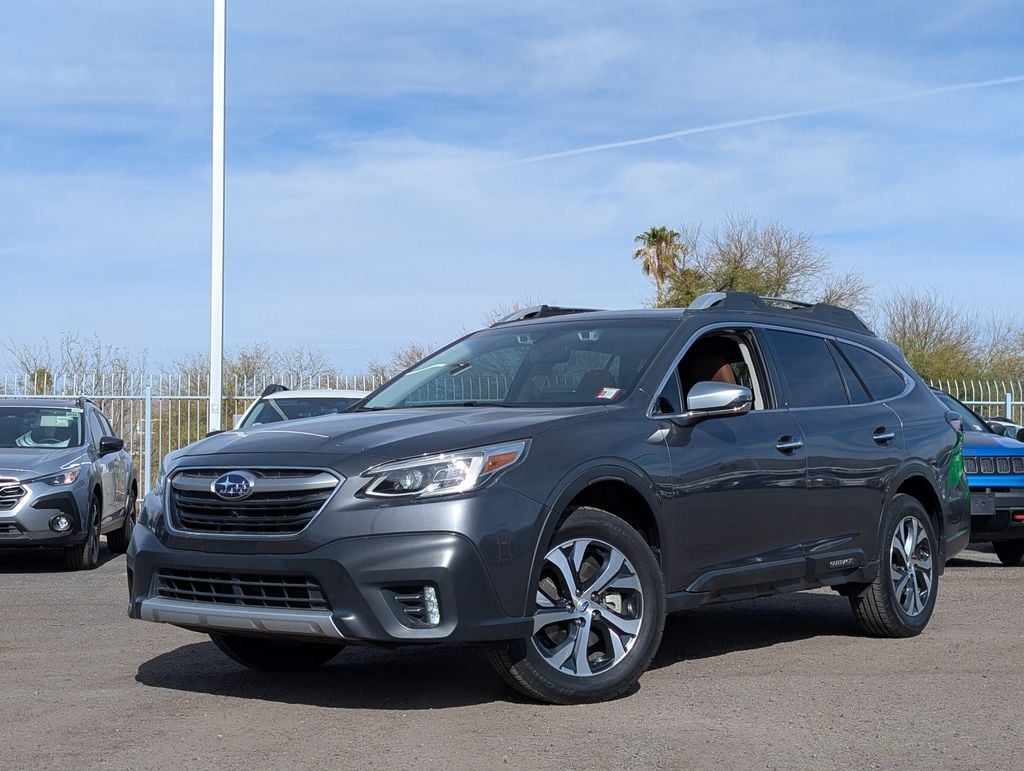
[776,436,804,453]
[873,428,896,444]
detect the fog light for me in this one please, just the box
[49,514,72,533]
[423,585,441,626]
[1012,511,1024,522]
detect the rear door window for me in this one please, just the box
[829,343,871,404]
[764,330,848,408]
[836,342,906,400]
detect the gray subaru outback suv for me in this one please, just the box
[128,293,969,703]
[0,398,137,570]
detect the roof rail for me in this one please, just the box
[491,305,603,326]
[260,383,289,398]
[687,291,872,335]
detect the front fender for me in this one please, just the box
[524,459,664,615]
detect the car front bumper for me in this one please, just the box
[127,522,534,645]
[0,483,89,547]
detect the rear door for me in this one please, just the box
[761,329,904,573]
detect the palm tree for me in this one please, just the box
[633,226,683,306]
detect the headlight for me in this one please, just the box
[154,465,168,496]
[39,469,82,486]
[361,440,529,499]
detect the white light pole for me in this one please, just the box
[209,0,226,431]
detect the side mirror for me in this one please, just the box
[98,436,124,455]
[232,414,243,430]
[1015,427,1024,443]
[987,422,1006,435]
[657,381,753,425]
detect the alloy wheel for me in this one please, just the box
[889,515,933,616]
[531,537,644,677]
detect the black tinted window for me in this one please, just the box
[654,372,683,414]
[765,330,848,408]
[830,344,870,404]
[837,342,906,400]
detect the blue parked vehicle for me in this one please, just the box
[933,390,1024,566]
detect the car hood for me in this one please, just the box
[0,447,90,480]
[962,430,1024,453]
[177,406,603,463]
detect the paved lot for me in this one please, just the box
[2,545,1022,770]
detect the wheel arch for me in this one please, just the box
[526,462,665,614]
[887,463,946,565]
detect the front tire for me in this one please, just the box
[851,494,938,637]
[993,540,1024,567]
[106,490,136,554]
[64,497,101,571]
[210,633,345,671]
[487,506,665,704]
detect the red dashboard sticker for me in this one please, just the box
[596,387,621,400]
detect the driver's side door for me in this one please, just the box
[655,329,809,596]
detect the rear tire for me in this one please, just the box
[210,633,345,671]
[487,506,665,704]
[64,497,101,571]
[851,494,938,638]
[106,490,136,554]
[994,540,1024,567]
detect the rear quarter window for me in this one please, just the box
[837,342,906,401]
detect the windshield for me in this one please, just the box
[240,396,360,428]
[363,319,677,410]
[933,392,991,433]
[0,406,84,449]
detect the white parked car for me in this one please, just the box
[232,386,370,430]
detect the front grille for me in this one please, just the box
[973,509,1011,535]
[169,468,339,535]
[0,483,27,512]
[964,456,1024,476]
[155,568,330,610]
[0,522,22,536]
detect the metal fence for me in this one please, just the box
[2,372,1022,498]
[928,380,1024,423]
[0,372,380,495]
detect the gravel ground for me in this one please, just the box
[1,544,1022,770]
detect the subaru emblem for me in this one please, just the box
[212,471,256,501]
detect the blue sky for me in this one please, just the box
[1,1,1022,372]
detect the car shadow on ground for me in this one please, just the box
[0,546,120,573]
[136,592,864,709]
[946,543,1004,569]
[649,591,861,670]
[136,639,517,709]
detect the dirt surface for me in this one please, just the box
[2,544,1022,770]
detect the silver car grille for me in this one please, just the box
[0,482,27,512]
[964,456,1024,476]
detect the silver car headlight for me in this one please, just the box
[361,440,529,499]
[38,469,82,486]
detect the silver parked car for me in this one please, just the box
[0,398,137,570]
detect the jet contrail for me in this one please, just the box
[505,74,1024,166]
